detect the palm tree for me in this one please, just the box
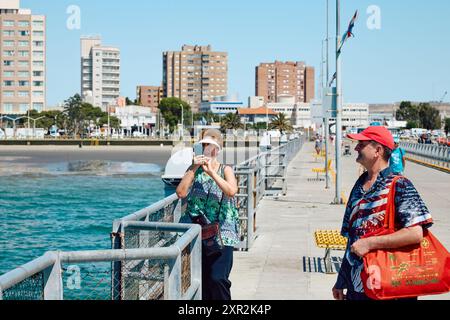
[220,113,244,132]
[269,113,293,134]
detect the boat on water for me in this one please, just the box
[161,147,193,188]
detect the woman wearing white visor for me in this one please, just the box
[176,129,239,300]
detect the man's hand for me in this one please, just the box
[351,238,372,258]
[332,286,346,300]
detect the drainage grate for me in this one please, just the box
[302,256,343,274]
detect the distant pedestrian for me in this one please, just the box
[332,126,433,300]
[389,137,406,175]
[176,129,239,300]
[315,136,323,155]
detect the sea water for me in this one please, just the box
[0,160,172,275]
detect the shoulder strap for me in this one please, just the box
[384,176,403,231]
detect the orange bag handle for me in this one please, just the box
[384,176,403,232]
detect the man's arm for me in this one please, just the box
[351,226,423,258]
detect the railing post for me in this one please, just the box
[43,252,63,300]
[247,171,255,249]
[165,254,182,300]
[191,228,202,300]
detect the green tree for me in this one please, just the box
[63,94,83,137]
[98,114,120,129]
[220,113,244,131]
[406,120,420,129]
[418,103,441,130]
[396,101,419,122]
[158,97,191,133]
[444,118,450,136]
[125,97,138,106]
[269,113,293,134]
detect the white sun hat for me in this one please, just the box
[198,136,222,150]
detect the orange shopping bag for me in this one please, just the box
[361,177,450,300]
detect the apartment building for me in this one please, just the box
[256,61,315,104]
[0,0,46,115]
[163,45,228,112]
[136,85,162,113]
[81,36,120,111]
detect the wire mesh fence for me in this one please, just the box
[2,272,44,300]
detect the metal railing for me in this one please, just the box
[401,142,450,169]
[0,136,304,300]
[0,222,201,300]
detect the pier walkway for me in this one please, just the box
[230,141,450,300]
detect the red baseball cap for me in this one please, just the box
[347,126,395,150]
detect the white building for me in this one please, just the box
[248,96,265,108]
[342,103,370,128]
[113,105,156,135]
[81,36,120,111]
[265,95,313,128]
[200,95,244,115]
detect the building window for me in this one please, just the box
[3,30,15,36]
[3,50,15,57]
[3,91,14,97]
[3,20,14,27]
[18,61,29,67]
[32,31,43,37]
[4,60,14,66]
[19,40,29,46]
[33,41,43,47]
[33,61,43,67]
[3,71,14,77]
[33,103,43,112]
[19,81,29,87]
[19,104,30,113]
[33,21,44,27]
[19,30,30,36]
[3,103,14,113]
[19,91,29,97]
[3,40,14,47]
[3,81,14,87]
[18,21,30,27]
[19,51,29,57]
[18,71,29,77]
[33,51,44,57]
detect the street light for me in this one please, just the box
[179,104,184,138]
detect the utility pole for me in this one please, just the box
[334,0,343,204]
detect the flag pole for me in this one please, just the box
[334,0,343,204]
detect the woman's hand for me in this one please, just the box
[202,158,216,177]
[193,155,208,167]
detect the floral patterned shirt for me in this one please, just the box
[181,165,240,247]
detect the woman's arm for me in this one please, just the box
[176,156,206,198]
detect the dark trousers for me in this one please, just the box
[202,246,234,300]
[347,290,418,301]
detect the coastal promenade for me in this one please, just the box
[230,141,450,300]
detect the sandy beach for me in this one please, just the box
[0,145,259,167]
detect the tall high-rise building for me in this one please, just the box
[81,36,120,110]
[136,85,162,113]
[163,45,228,112]
[255,61,315,104]
[0,0,46,115]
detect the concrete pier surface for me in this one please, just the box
[230,142,450,300]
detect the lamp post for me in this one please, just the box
[31,116,45,139]
[179,104,184,139]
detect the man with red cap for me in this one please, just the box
[332,126,433,300]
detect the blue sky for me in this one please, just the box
[23,0,450,106]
